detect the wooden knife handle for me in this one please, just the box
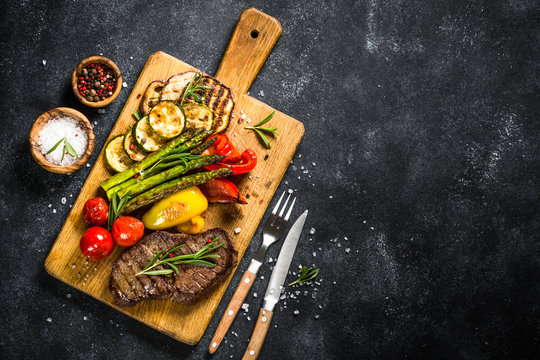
[215,8,282,94]
[209,269,257,354]
[242,308,274,360]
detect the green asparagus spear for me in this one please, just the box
[104,131,214,199]
[190,135,217,155]
[116,154,225,198]
[122,168,233,214]
[100,128,201,191]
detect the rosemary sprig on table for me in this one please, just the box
[288,266,319,286]
[181,72,212,105]
[136,237,224,276]
[246,111,279,149]
[107,192,132,230]
[47,137,78,161]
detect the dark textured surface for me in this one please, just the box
[1,0,539,359]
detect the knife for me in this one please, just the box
[242,210,308,360]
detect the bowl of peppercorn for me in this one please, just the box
[72,56,122,108]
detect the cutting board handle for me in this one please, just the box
[215,8,282,94]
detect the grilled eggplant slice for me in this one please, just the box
[140,80,166,116]
[160,71,197,103]
[133,116,168,153]
[195,76,233,133]
[148,101,186,139]
[159,71,233,133]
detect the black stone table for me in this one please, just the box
[1,1,538,359]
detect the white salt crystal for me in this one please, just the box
[38,116,89,166]
[123,82,127,88]
[52,209,56,214]
[312,162,316,166]
[83,316,88,321]
[97,109,106,114]
[312,252,316,257]
[259,90,265,97]
[46,317,52,322]
[315,315,319,319]
[309,228,315,235]
[268,257,273,263]
[61,197,66,204]
[345,248,351,253]
[293,310,299,315]
[253,292,257,297]
[48,204,52,208]
[234,227,242,234]
[241,113,246,119]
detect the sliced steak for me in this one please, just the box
[110,228,237,307]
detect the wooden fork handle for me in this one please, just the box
[242,308,274,360]
[209,269,257,353]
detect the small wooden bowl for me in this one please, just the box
[72,56,122,108]
[29,107,95,174]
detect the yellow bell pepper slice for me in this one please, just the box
[142,186,208,230]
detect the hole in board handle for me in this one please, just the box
[250,30,259,39]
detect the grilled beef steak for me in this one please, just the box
[110,228,237,307]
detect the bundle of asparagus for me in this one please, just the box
[101,128,232,214]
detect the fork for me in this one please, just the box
[209,191,296,354]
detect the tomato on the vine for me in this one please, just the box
[112,216,145,247]
[83,197,109,226]
[80,226,114,261]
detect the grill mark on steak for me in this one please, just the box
[110,229,237,307]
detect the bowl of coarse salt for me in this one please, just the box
[29,107,95,174]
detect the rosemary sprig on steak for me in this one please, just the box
[136,236,224,276]
[180,72,212,105]
[288,266,319,286]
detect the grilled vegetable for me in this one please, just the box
[105,135,135,173]
[100,128,200,191]
[123,128,146,161]
[116,154,225,199]
[183,103,214,131]
[198,178,247,204]
[160,71,197,103]
[142,186,208,230]
[140,80,166,116]
[204,148,257,175]
[148,101,186,139]
[122,168,233,214]
[177,215,205,234]
[196,75,234,133]
[80,226,114,261]
[104,129,213,198]
[133,116,167,153]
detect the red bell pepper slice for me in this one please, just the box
[198,178,247,204]
[204,148,257,175]
[203,134,241,163]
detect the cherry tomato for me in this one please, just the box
[112,216,145,247]
[204,149,257,175]
[80,226,114,261]
[82,197,109,226]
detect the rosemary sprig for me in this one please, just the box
[245,111,279,149]
[288,266,319,286]
[136,237,224,276]
[47,137,78,161]
[181,72,212,105]
[107,192,132,229]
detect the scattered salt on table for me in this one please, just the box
[38,116,88,166]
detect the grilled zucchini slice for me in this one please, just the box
[133,116,168,153]
[123,128,146,161]
[105,135,134,172]
[148,101,186,139]
[183,103,214,132]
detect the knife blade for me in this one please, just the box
[242,210,308,359]
[262,209,308,311]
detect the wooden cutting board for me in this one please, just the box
[45,8,304,345]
